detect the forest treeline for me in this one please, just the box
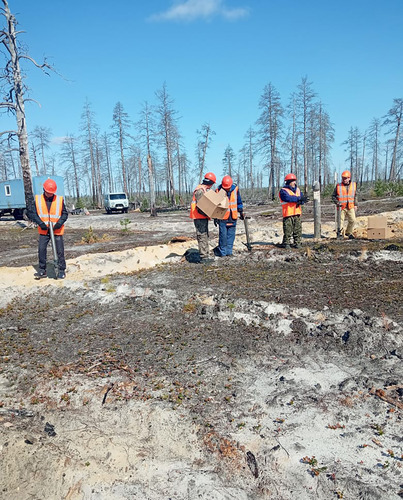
[1,0,402,210]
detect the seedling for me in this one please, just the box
[81,226,99,243]
[301,456,327,476]
[372,423,384,435]
[120,218,131,232]
[301,456,318,467]
[311,466,327,476]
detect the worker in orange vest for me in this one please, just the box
[278,173,309,249]
[213,175,244,257]
[29,178,68,279]
[189,172,216,263]
[331,170,357,239]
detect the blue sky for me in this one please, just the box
[3,0,403,180]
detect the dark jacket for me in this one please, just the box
[279,183,302,203]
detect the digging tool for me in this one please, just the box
[336,205,342,239]
[48,221,59,278]
[242,216,252,252]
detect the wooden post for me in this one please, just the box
[312,180,321,239]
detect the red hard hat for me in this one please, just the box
[221,175,233,190]
[43,178,57,194]
[341,170,351,178]
[203,172,216,184]
[285,173,297,182]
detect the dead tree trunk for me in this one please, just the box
[1,0,34,209]
[147,153,157,216]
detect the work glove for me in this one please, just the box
[213,219,219,227]
[53,222,62,230]
[239,211,245,220]
[39,222,48,231]
[301,195,310,204]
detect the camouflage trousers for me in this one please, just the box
[282,215,302,245]
[194,218,210,258]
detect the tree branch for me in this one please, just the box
[0,129,17,136]
[0,102,16,110]
[19,54,53,75]
[23,98,41,107]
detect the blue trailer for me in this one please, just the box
[0,175,64,220]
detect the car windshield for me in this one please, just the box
[109,193,127,200]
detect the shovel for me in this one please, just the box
[336,205,342,238]
[48,222,59,278]
[242,216,252,252]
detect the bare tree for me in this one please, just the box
[0,136,18,178]
[222,145,235,178]
[137,101,157,216]
[101,132,114,192]
[196,122,215,183]
[296,77,316,192]
[244,127,256,190]
[155,83,179,206]
[80,99,101,207]
[31,126,51,174]
[60,135,81,202]
[112,101,131,193]
[30,141,40,175]
[368,118,382,181]
[0,0,53,210]
[383,98,403,181]
[286,92,299,177]
[257,82,284,200]
[316,103,334,189]
[342,127,361,180]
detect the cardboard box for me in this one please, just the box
[367,228,390,239]
[367,216,387,229]
[196,189,229,219]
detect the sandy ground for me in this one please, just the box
[0,202,402,499]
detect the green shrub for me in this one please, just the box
[322,183,335,198]
[140,198,149,212]
[120,218,131,233]
[373,180,403,197]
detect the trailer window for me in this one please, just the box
[4,185,11,196]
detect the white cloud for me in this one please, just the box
[148,0,249,22]
[51,136,70,145]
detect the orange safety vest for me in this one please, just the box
[190,184,210,219]
[336,182,356,210]
[219,186,239,220]
[35,194,65,235]
[279,187,302,217]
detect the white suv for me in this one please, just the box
[104,192,129,213]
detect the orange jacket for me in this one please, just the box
[336,182,356,210]
[190,184,210,219]
[35,194,65,235]
[279,187,302,217]
[218,186,239,220]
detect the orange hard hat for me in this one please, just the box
[341,170,351,178]
[222,175,233,190]
[43,178,57,194]
[203,172,216,184]
[285,173,297,182]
